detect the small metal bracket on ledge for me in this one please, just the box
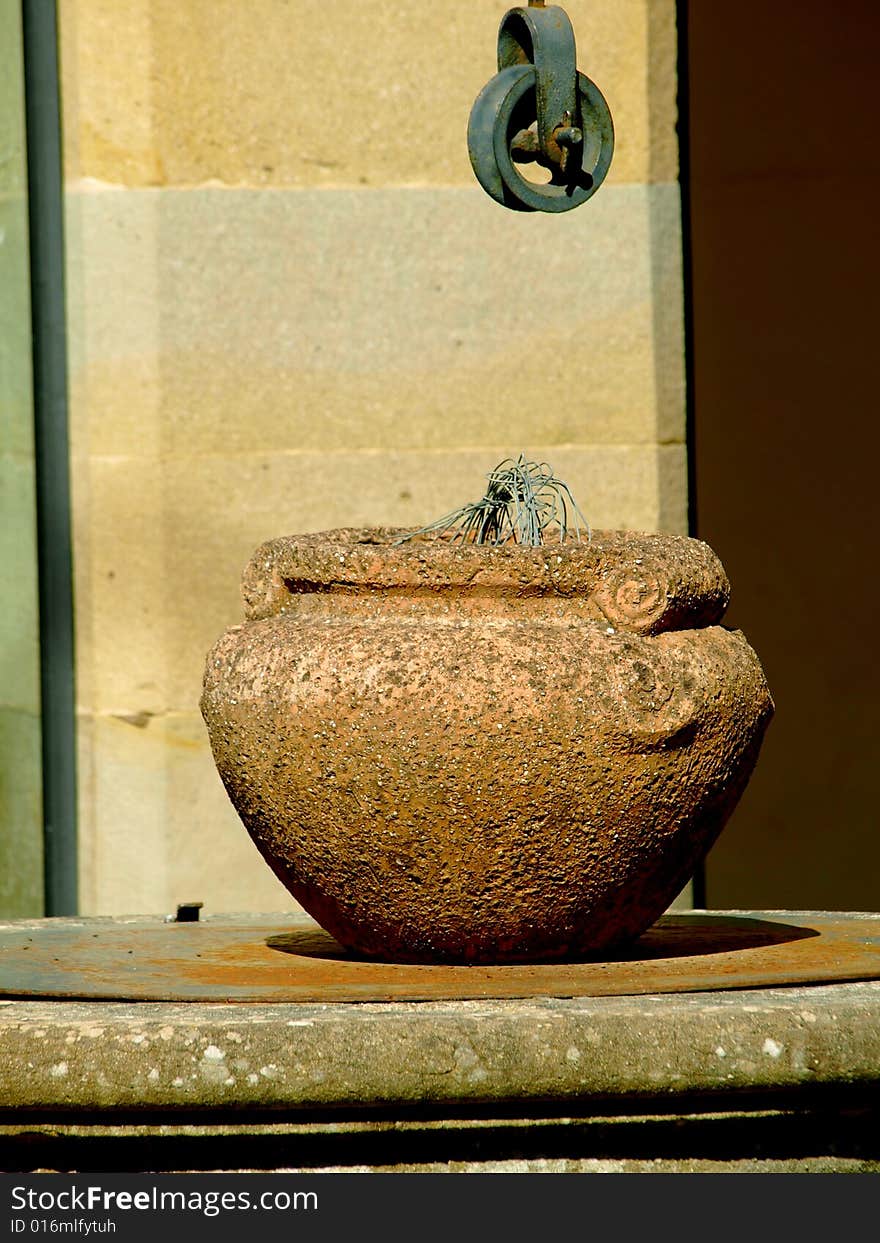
[167,902,203,924]
[468,2,614,213]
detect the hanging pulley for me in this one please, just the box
[468,2,614,213]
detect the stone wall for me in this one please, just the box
[59,1,686,914]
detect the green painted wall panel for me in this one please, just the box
[0,0,43,916]
[0,709,42,916]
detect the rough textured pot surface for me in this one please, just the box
[201,528,773,963]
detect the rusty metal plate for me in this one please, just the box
[1,911,879,1003]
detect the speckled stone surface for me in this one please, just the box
[3,979,880,1114]
[1,915,879,1172]
[202,529,773,961]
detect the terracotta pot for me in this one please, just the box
[201,527,773,963]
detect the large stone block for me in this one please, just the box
[65,184,684,459]
[64,192,161,458]
[73,453,169,716]
[60,1,678,189]
[657,443,689,534]
[76,711,294,914]
[59,0,160,187]
[159,713,294,915]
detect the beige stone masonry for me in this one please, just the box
[77,442,683,714]
[60,0,678,190]
[60,1,688,913]
[64,184,684,459]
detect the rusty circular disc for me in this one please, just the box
[1,911,879,1003]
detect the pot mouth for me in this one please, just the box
[240,527,732,635]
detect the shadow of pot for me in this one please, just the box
[201,527,773,963]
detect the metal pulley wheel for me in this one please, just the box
[468,3,614,213]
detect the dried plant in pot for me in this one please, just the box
[201,459,773,963]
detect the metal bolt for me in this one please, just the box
[554,125,583,147]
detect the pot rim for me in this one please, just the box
[240,527,732,634]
